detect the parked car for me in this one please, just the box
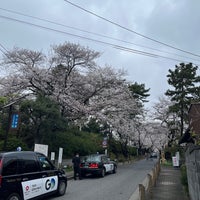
[0,151,67,200]
[150,152,158,158]
[80,154,117,177]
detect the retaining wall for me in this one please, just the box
[185,144,200,200]
[129,161,160,200]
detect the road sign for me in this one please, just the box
[102,140,107,148]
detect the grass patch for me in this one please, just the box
[161,160,173,166]
[60,164,73,172]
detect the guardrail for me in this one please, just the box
[129,161,160,200]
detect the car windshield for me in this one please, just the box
[82,155,101,162]
[37,154,55,170]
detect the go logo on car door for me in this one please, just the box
[22,176,58,200]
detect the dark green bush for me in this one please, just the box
[0,136,29,152]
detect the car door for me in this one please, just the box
[1,155,24,199]
[19,153,44,200]
[36,153,59,195]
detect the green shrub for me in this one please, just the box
[0,136,29,152]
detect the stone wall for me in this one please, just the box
[185,144,200,200]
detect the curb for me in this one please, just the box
[66,171,74,180]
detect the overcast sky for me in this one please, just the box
[1,0,200,109]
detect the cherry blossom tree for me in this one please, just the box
[150,96,180,147]
[0,42,144,151]
[0,47,47,99]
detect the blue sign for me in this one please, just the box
[11,113,19,129]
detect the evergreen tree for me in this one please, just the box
[128,82,150,107]
[165,63,200,136]
[19,95,67,148]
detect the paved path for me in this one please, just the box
[151,166,189,200]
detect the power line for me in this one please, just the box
[1,7,200,63]
[64,0,200,58]
[114,45,192,64]
[0,42,24,70]
[0,14,199,65]
[0,15,154,57]
[0,43,8,55]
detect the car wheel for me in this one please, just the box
[100,168,105,177]
[113,165,117,174]
[57,180,67,196]
[7,193,21,200]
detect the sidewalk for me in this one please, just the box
[150,166,189,200]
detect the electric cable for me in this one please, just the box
[64,0,200,58]
[0,43,8,55]
[0,14,199,65]
[0,7,200,63]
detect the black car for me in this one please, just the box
[0,151,67,200]
[80,154,117,177]
[150,152,158,158]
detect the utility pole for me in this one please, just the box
[3,104,12,151]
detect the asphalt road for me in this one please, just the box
[49,158,157,200]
